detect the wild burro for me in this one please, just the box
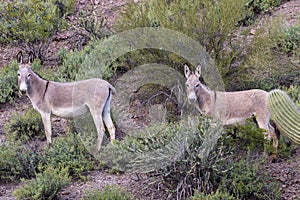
[184,64,279,159]
[17,51,116,153]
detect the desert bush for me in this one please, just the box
[280,26,300,55]
[83,186,135,200]
[0,61,18,103]
[0,0,70,62]
[100,115,283,199]
[282,85,300,106]
[0,142,39,182]
[57,44,97,82]
[114,0,248,78]
[57,39,114,82]
[190,190,235,200]
[228,19,300,91]
[240,0,283,25]
[49,0,76,16]
[38,132,96,178]
[219,157,280,199]
[224,119,268,153]
[5,108,45,142]
[77,6,112,40]
[99,116,230,199]
[13,167,71,200]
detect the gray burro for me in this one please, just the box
[184,64,299,160]
[17,51,116,153]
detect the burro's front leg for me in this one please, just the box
[40,112,52,144]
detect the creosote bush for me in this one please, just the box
[228,19,300,91]
[219,157,280,199]
[0,61,18,103]
[0,142,39,182]
[5,108,45,142]
[0,0,74,62]
[240,0,283,25]
[38,132,96,179]
[100,115,282,199]
[114,0,248,78]
[13,167,71,200]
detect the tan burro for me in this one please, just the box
[184,64,280,159]
[17,51,116,153]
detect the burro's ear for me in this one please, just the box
[17,51,23,64]
[28,51,35,64]
[195,65,201,77]
[184,64,191,79]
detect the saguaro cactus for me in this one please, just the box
[267,89,300,144]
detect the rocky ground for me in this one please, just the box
[0,0,300,199]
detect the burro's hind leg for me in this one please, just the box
[90,106,105,154]
[102,93,115,142]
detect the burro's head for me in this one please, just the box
[184,64,202,104]
[17,51,34,95]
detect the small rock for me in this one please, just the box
[250,29,256,35]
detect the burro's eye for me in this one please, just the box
[27,73,31,77]
[17,73,20,77]
[195,83,200,88]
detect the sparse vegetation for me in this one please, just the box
[83,186,135,200]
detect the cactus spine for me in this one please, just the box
[267,89,300,144]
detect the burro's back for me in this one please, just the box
[212,89,269,125]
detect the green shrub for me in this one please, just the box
[224,119,268,153]
[83,186,134,200]
[78,6,112,41]
[114,0,248,78]
[5,108,45,142]
[49,0,76,16]
[13,167,71,200]
[0,142,39,182]
[228,19,300,91]
[241,0,282,25]
[0,61,18,104]
[190,190,235,200]
[280,26,300,54]
[57,40,114,82]
[38,132,96,178]
[57,45,96,82]
[99,117,229,199]
[282,85,300,106]
[219,157,280,199]
[0,0,68,62]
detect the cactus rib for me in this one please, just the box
[267,89,300,144]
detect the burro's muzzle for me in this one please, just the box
[19,82,28,95]
[187,91,197,104]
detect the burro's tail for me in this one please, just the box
[267,89,300,144]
